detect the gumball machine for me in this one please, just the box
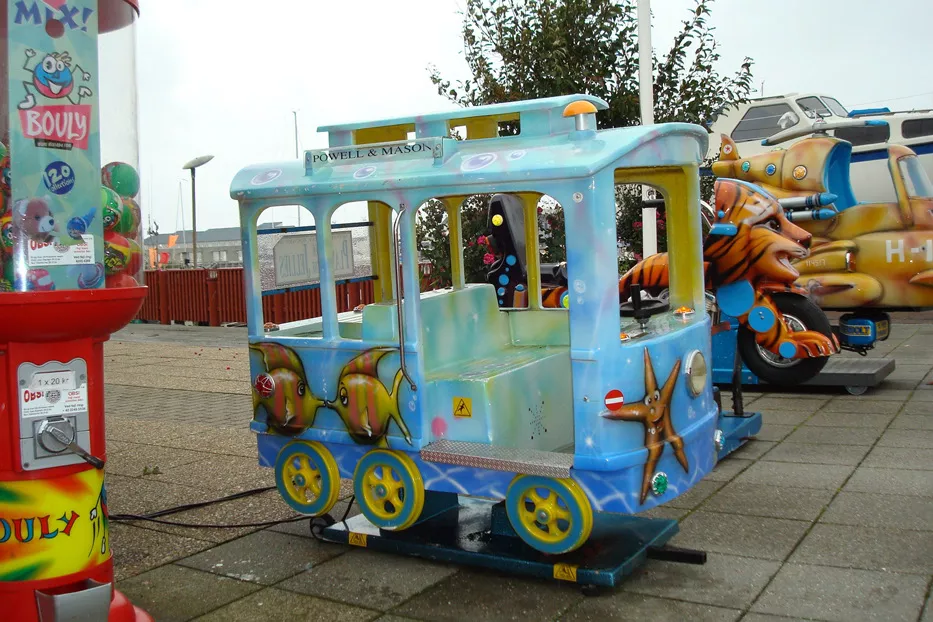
[0,1,151,620]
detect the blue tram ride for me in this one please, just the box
[231,95,722,556]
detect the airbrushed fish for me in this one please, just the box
[250,342,324,435]
[326,348,412,446]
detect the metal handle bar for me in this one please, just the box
[761,118,888,147]
[394,205,417,392]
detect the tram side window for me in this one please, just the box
[731,104,798,142]
[259,209,322,339]
[415,194,536,309]
[328,202,379,341]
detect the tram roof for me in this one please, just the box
[230,95,709,202]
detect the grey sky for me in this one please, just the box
[133,0,933,234]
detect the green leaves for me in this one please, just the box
[423,0,754,282]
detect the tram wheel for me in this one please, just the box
[354,450,425,531]
[505,475,593,555]
[274,441,341,516]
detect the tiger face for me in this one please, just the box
[705,222,809,287]
[714,178,812,248]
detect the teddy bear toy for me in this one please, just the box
[13,196,58,243]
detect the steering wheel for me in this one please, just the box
[620,283,669,319]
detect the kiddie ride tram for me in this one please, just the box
[0,1,151,620]
[232,95,762,587]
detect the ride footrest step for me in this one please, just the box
[802,356,895,386]
[420,440,573,478]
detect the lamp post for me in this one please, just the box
[182,154,214,268]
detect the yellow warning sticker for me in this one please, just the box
[453,396,472,418]
[348,532,368,547]
[553,563,578,582]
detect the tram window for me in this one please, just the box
[903,118,933,139]
[823,96,849,117]
[731,104,797,142]
[329,202,379,340]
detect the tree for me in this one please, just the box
[418,0,753,283]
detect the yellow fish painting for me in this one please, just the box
[326,349,412,447]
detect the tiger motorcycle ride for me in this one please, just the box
[714,117,933,355]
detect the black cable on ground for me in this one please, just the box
[109,485,358,533]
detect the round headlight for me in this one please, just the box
[685,350,707,397]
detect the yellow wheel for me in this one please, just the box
[353,450,425,531]
[505,475,593,554]
[274,441,341,516]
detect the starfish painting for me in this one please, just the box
[602,348,688,504]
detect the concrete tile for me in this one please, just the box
[790,523,933,575]
[783,425,882,446]
[905,402,933,417]
[160,427,258,458]
[761,442,869,466]
[739,614,815,622]
[393,569,583,621]
[863,446,933,470]
[673,511,809,561]
[734,461,854,491]
[132,490,297,544]
[278,548,457,611]
[891,414,933,430]
[373,617,421,622]
[727,440,776,460]
[757,411,811,426]
[664,479,725,510]
[105,417,193,442]
[110,523,215,581]
[878,429,933,449]
[559,591,740,622]
[923,593,933,622]
[753,423,797,443]
[751,563,929,622]
[836,389,913,402]
[702,482,834,522]
[750,398,828,413]
[177,530,346,585]
[909,391,933,402]
[192,587,378,622]
[844,466,933,497]
[157,454,275,493]
[106,444,213,478]
[622,553,780,610]
[820,491,933,531]
[105,473,211,516]
[706,458,754,482]
[804,411,897,428]
[820,399,903,415]
[117,564,261,622]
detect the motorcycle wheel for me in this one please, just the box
[737,293,833,386]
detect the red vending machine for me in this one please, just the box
[0,1,151,619]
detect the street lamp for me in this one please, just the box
[182,154,214,268]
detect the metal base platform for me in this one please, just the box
[718,410,763,460]
[801,356,896,395]
[320,492,701,588]
[713,356,895,395]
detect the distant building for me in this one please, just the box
[144,222,285,268]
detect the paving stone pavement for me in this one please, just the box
[105,323,933,621]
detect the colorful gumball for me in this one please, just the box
[101,162,140,198]
[101,186,122,230]
[114,196,139,236]
[103,230,131,275]
[0,155,10,195]
[0,213,12,255]
[106,272,138,288]
[72,263,106,289]
[125,238,142,275]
